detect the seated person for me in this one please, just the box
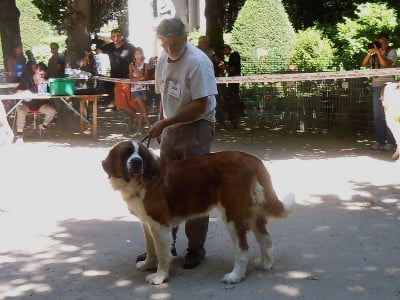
[14,62,56,143]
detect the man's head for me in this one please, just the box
[50,42,59,55]
[156,18,187,61]
[34,62,48,80]
[376,32,391,50]
[110,29,123,46]
[222,44,232,56]
[198,36,210,51]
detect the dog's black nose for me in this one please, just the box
[127,157,143,174]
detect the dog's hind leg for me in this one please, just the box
[252,215,273,270]
[144,223,172,285]
[136,223,157,271]
[222,221,250,284]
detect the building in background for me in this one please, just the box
[128,0,206,60]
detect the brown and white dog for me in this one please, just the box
[382,82,400,160]
[102,140,295,285]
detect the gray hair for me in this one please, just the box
[156,17,186,38]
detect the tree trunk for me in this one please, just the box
[63,0,92,69]
[205,0,224,60]
[57,1,92,130]
[0,0,21,70]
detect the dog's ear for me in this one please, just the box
[139,144,160,180]
[102,147,116,178]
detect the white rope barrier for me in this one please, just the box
[92,67,400,85]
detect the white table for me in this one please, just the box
[0,93,108,139]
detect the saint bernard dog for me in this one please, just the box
[382,82,400,161]
[102,140,295,285]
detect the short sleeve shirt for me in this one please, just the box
[155,43,217,124]
[101,41,135,78]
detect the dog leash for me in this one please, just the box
[140,135,151,148]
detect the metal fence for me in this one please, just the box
[234,77,373,136]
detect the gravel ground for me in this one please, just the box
[0,106,399,300]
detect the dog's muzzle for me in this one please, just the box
[126,156,143,182]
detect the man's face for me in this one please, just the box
[111,32,122,45]
[35,69,46,80]
[378,38,389,50]
[50,45,58,55]
[159,34,187,60]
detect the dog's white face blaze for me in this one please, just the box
[126,141,144,180]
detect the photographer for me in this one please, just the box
[361,32,397,151]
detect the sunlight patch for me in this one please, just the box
[114,279,132,287]
[273,284,300,297]
[150,293,173,300]
[83,270,110,276]
[65,256,85,263]
[285,271,312,279]
[347,285,365,292]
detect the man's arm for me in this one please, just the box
[148,97,208,138]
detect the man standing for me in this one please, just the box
[99,29,138,126]
[48,43,65,78]
[362,32,397,151]
[145,17,218,269]
[222,44,243,128]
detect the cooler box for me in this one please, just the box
[49,78,75,96]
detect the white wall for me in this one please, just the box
[128,0,206,60]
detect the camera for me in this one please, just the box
[368,41,381,49]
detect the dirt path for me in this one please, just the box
[0,106,399,300]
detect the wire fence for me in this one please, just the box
[236,77,373,135]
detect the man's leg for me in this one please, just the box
[177,120,214,268]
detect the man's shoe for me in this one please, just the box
[182,248,205,269]
[369,142,384,150]
[136,252,147,262]
[383,143,396,151]
[136,245,177,262]
[13,135,24,144]
[39,124,48,137]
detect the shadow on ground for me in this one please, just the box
[1,102,399,300]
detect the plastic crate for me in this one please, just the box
[49,78,75,96]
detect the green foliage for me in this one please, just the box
[31,0,126,32]
[230,0,296,74]
[188,28,203,46]
[18,0,65,64]
[335,2,399,70]
[0,0,60,69]
[290,27,336,72]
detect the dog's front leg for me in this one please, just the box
[145,223,172,285]
[136,223,157,271]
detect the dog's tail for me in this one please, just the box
[255,160,295,218]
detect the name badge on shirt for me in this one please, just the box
[168,81,182,98]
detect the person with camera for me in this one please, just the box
[362,32,397,151]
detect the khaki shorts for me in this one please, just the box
[160,119,215,160]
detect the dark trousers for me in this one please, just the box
[161,119,215,253]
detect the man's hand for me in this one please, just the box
[148,119,167,139]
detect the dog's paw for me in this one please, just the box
[146,271,169,285]
[222,272,244,284]
[253,257,273,271]
[136,259,157,271]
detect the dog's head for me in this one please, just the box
[102,140,160,183]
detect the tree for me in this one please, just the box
[290,27,335,72]
[62,0,92,68]
[31,0,127,68]
[335,2,399,70]
[205,0,225,60]
[230,0,296,74]
[0,0,21,70]
[31,0,126,33]
[281,0,400,32]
